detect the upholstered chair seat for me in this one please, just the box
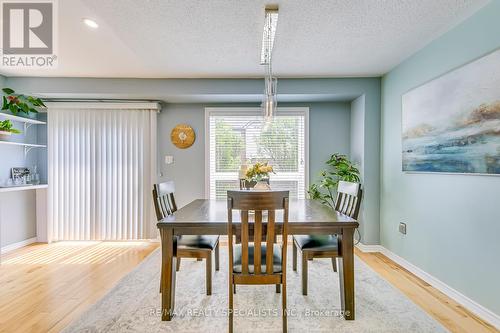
[293,235,338,251]
[233,244,282,273]
[178,235,219,250]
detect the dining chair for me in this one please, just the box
[153,181,220,295]
[227,190,289,333]
[292,181,362,295]
[235,180,279,293]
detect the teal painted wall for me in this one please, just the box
[307,102,352,184]
[158,102,351,208]
[381,1,500,316]
[0,75,42,247]
[5,77,381,245]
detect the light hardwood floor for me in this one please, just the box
[0,241,159,333]
[0,242,497,333]
[355,248,499,333]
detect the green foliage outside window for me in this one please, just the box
[257,117,299,172]
[215,120,244,172]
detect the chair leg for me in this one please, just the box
[206,254,212,295]
[176,257,181,272]
[282,282,287,333]
[331,257,337,272]
[233,285,236,294]
[302,253,308,295]
[160,262,164,293]
[229,280,234,333]
[276,284,281,293]
[292,241,297,271]
[215,242,220,271]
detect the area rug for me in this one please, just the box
[63,248,448,333]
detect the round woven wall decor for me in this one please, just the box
[171,124,195,149]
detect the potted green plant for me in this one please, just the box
[2,88,46,117]
[308,153,360,210]
[0,119,21,136]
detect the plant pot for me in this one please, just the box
[243,179,257,189]
[244,178,270,190]
[20,112,38,120]
[0,130,12,137]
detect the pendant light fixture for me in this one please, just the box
[261,5,278,120]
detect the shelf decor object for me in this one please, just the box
[0,88,47,156]
[2,88,46,116]
[171,124,195,149]
[0,119,21,136]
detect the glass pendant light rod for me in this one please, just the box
[261,5,279,119]
[261,6,278,65]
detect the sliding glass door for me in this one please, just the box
[48,104,158,241]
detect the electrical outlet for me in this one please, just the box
[399,222,407,235]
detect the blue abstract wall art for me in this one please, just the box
[402,49,500,175]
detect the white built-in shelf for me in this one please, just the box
[0,184,48,193]
[0,141,46,148]
[0,112,46,125]
[0,140,47,156]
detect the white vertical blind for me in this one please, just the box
[48,105,158,241]
[206,108,308,200]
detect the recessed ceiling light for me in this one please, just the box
[83,18,98,29]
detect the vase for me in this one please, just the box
[243,179,257,190]
[253,180,271,190]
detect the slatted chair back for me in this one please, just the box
[334,181,362,219]
[227,190,289,278]
[236,180,274,244]
[152,181,178,220]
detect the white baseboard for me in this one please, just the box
[1,237,37,254]
[355,242,384,252]
[356,242,500,329]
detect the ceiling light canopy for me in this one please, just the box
[261,5,279,120]
[83,18,99,29]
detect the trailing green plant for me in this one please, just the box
[0,120,21,134]
[2,88,46,115]
[308,153,360,210]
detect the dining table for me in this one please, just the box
[156,198,359,322]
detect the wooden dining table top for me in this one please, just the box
[157,198,359,231]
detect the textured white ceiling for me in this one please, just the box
[0,0,489,78]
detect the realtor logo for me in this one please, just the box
[1,0,57,68]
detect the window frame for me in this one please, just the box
[204,107,309,199]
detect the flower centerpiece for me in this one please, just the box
[245,162,274,190]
